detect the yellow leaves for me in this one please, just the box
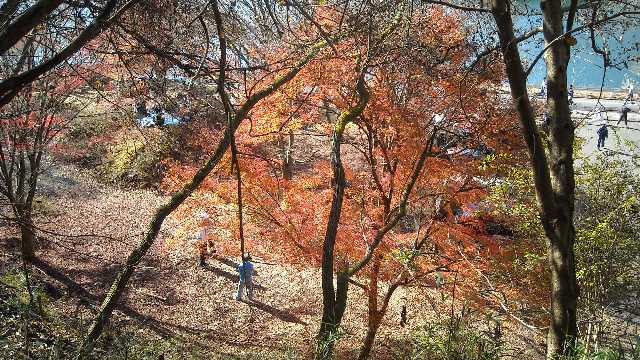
[298,177,324,191]
[280,198,289,211]
[334,114,348,133]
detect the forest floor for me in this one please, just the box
[0,161,548,359]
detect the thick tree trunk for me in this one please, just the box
[490,0,578,358]
[540,0,578,355]
[20,216,35,261]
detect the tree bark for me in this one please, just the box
[540,0,578,355]
[20,216,35,261]
[282,129,294,180]
[489,0,578,357]
[0,0,64,56]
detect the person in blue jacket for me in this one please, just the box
[568,85,574,104]
[597,124,609,150]
[235,254,255,301]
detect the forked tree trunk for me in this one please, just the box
[318,77,369,360]
[318,114,351,360]
[490,0,578,357]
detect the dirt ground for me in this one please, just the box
[0,162,546,359]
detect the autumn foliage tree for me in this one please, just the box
[0,50,93,263]
[162,4,527,359]
[76,0,348,355]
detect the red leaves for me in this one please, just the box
[156,6,528,311]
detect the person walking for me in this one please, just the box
[618,102,631,127]
[539,78,547,97]
[235,255,255,301]
[597,124,609,150]
[568,85,574,104]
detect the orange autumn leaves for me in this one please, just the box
[162,6,526,293]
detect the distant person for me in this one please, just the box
[235,255,254,301]
[400,298,407,327]
[196,212,215,267]
[133,99,147,117]
[592,106,605,125]
[539,78,547,97]
[543,112,551,127]
[568,85,574,104]
[618,103,631,127]
[627,83,634,102]
[597,124,609,150]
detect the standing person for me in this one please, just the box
[592,105,605,125]
[597,124,609,150]
[235,254,254,301]
[627,83,634,102]
[542,111,551,132]
[568,85,574,104]
[399,297,408,327]
[618,102,631,127]
[196,212,215,267]
[539,78,547,97]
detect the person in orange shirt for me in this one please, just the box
[196,212,216,267]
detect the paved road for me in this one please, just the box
[572,97,640,157]
[532,95,640,157]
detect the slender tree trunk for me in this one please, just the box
[357,284,401,359]
[358,256,382,360]
[318,118,349,359]
[359,317,382,360]
[282,129,294,180]
[490,0,578,357]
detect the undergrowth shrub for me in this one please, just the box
[403,312,503,360]
[556,340,640,360]
[56,111,120,167]
[101,129,175,186]
[1,266,207,359]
